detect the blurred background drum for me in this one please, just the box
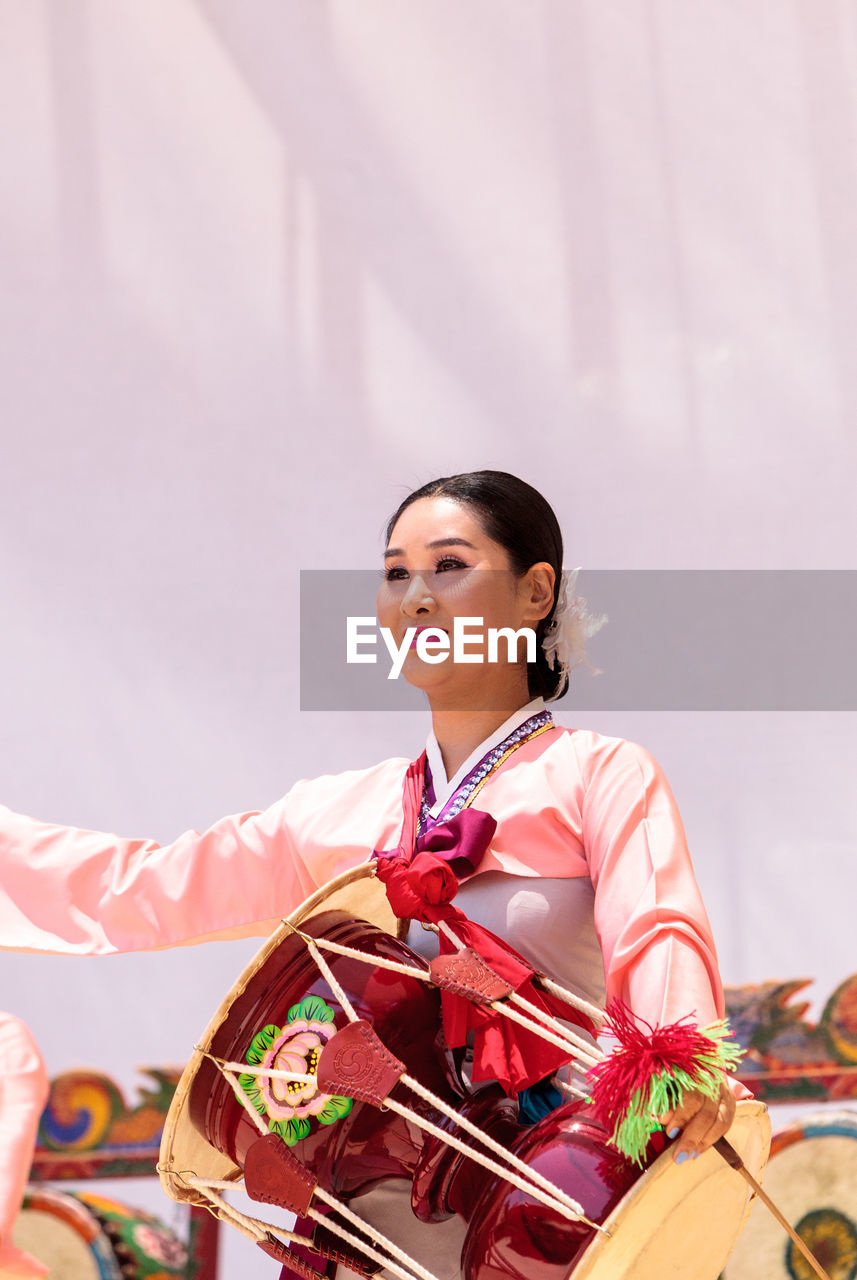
[723,1109,857,1280]
[12,1188,192,1280]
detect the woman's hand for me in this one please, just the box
[658,1076,736,1164]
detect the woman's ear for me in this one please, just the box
[520,562,556,624]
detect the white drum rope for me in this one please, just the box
[203,1047,594,1223]
[295,932,435,982]
[182,1173,442,1280]
[311,1183,443,1280]
[193,922,616,1280]
[433,920,605,1064]
[552,1079,589,1102]
[301,934,362,1021]
[210,1060,270,1137]
[289,922,601,1069]
[381,1087,602,1231]
[299,933,599,1228]
[537,974,605,1028]
[214,938,593,1225]
[499,988,603,1067]
[184,1181,268,1245]
[431,918,605,1028]
[556,1079,588,1102]
[486,997,602,1066]
[196,1050,315,1086]
[297,918,605,1027]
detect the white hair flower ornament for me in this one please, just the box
[541,567,608,686]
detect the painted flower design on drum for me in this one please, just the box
[238,995,353,1146]
[131,1221,188,1269]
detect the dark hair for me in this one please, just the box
[385,470,568,701]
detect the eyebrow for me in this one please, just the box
[383,537,477,560]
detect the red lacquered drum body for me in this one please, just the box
[188,910,658,1276]
[169,886,769,1280]
[189,910,503,1205]
[461,1103,661,1280]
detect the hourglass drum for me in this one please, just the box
[159,866,769,1280]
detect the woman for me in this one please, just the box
[0,471,737,1275]
[375,473,735,1147]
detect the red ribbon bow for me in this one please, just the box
[373,754,595,1093]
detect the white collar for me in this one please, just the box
[424,697,548,816]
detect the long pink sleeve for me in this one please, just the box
[0,1013,50,1278]
[1,731,725,1038]
[574,734,725,1029]
[0,760,408,955]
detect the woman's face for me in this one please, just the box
[377,496,554,707]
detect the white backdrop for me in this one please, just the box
[2,1,856,1273]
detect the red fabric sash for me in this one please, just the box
[374,755,595,1093]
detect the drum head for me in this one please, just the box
[159,862,396,1206]
[13,1189,189,1280]
[572,1100,771,1280]
[723,1109,857,1279]
[14,1189,117,1280]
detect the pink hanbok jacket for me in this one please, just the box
[0,725,724,1031]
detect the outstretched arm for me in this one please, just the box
[0,797,316,954]
[0,759,409,956]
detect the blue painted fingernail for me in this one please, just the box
[668,1127,680,1139]
[675,1151,690,1165]
[690,1151,699,1160]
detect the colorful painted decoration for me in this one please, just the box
[823,976,857,1067]
[32,1068,182,1179]
[785,1209,857,1280]
[78,1193,190,1279]
[14,1188,191,1280]
[725,974,857,1102]
[238,995,353,1146]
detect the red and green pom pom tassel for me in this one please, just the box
[586,1002,745,1166]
